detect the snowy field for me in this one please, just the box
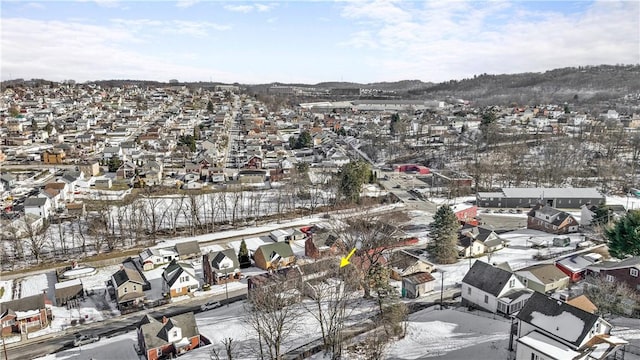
[385,308,511,360]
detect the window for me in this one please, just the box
[606,275,615,282]
[467,287,471,295]
[631,268,639,277]
[133,285,137,291]
[509,279,515,288]
[484,295,488,303]
[124,287,128,293]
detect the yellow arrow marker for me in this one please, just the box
[340,248,357,268]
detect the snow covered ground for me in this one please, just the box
[385,308,511,359]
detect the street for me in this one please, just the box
[5,289,247,360]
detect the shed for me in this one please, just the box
[175,241,201,260]
[54,279,84,306]
[402,272,436,299]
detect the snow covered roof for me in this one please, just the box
[517,292,603,348]
[54,278,82,289]
[517,330,580,359]
[502,187,603,199]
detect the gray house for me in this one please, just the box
[476,187,604,209]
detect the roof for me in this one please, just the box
[163,259,196,287]
[388,250,431,272]
[517,292,603,348]
[208,248,240,273]
[174,241,201,257]
[587,256,640,271]
[112,266,145,287]
[54,279,84,301]
[139,312,200,350]
[501,187,603,199]
[516,263,569,285]
[461,260,513,297]
[255,242,294,261]
[556,254,600,273]
[24,197,48,207]
[517,331,580,359]
[567,295,598,314]
[1,294,46,316]
[403,271,435,285]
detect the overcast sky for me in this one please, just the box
[1,0,638,84]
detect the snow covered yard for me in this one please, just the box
[384,308,511,359]
[34,332,140,360]
[0,279,13,301]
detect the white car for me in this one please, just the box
[73,333,100,347]
[200,301,222,311]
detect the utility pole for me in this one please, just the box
[2,333,9,360]
[440,270,445,310]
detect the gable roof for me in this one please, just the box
[517,292,603,348]
[516,263,569,285]
[403,271,435,285]
[462,260,513,297]
[208,249,240,273]
[139,312,200,350]
[255,242,294,261]
[24,197,48,207]
[174,241,201,257]
[0,294,46,316]
[587,256,640,271]
[112,266,145,287]
[163,259,196,287]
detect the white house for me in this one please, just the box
[24,197,52,219]
[515,292,626,360]
[162,259,199,298]
[461,261,532,315]
[139,247,180,271]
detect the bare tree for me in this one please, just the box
[245,275,304,360]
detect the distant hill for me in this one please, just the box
[408,64,640,105]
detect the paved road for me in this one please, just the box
[5,289,247,360]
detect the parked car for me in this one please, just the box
[73,333,100,347]
[200,301,222,311]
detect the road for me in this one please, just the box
[5,289,247,360]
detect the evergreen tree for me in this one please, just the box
[427,205,460,264]
[108,155,123,173]
[238,239,251,268]
[207,100,214,113]
[605,209,640,258]
[338,160,370,203]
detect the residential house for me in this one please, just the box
[139,247,179,271]
[202,249,241,285]
[110,265,147,311]
[138,312,201,360]
[402,272,436,299]
[0,173,17,189]
[387,250,435,280]
[78,161,100,177]
[0,293,51,336]
[458,224,506,257]
[305,230,341,259]
[253,242,296,270]
[116,161,137,180]
[59,171,82,196]
[527,205,579,234]
[45,182,70,203]
[54,279,84,306]
[175,241,201,260]
[162,259,199,298]
[269,228,306,243]
[103,146,123,161]
[39,188,62,212]
[461,260,532,315]
[41,149,65,164]
[24,196,52,219]
[140,161,163,186]
[556,253,603,282]
[580,203,628,226]
[586,256,640,293]
[515,263,570,295]
[515,292,626,360]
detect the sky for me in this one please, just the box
[1,0,639,84]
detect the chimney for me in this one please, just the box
[162,316,168,324]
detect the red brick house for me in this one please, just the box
[244,155,263,169]
[586,256,640,293]
[0,293,51,336]
[527,204,579,234]
[305,230,341,259]
[138,312,201,360]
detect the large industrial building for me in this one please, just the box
[476,187,604,209]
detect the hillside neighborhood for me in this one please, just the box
[1,76,640,360]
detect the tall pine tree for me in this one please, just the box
[238,239,251,268]
[605,209,640,258]
[428,205,460,264]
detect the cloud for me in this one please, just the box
[175,0,199,8]
[24,2,46,10]
[338,0,640,81]
[224,3,275,13]
[110,18,230,37]
[0,18,237,83]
